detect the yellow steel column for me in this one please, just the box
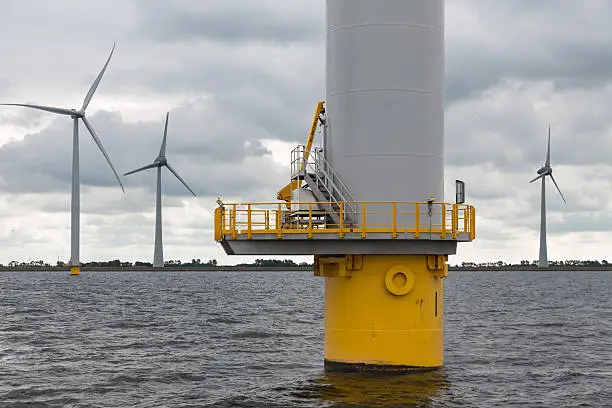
[321,254,447,371]
[70,265,81,276]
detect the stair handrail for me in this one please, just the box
[302,148,358,219]
[311,149,357,202]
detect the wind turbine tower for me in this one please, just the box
[124,112,196,268]
[1,44,124,276]
[530,127,566,268]
[214,0,476,371]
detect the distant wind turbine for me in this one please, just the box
[124,112,196,268]
[1,44,124,275]
[530,126,566,268]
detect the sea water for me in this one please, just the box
[1,270,611,407]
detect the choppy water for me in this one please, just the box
[1,270,611,407]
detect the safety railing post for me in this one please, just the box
[308,202,313,239]
[452,204,458,239]
[392,203,398,238]
[470,206,476,240]
[214,207,223,241]
[339,203,345,238]
[276,203,282,238]
[440,203,446,238]
[247,204,252,239]
[361,203,367,238]
[231,204,237,239]
[414,203,420,238]
[469,207,473,232]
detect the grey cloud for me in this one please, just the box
[0,101,285,199]
[446,44,612,105]
[0,107,44,127]
[0,228,49,247]
[549,211,612,234]
[0,79,9,96]
[109,42,324,143]
[445,78,612,179]
[135,0,323,44]
[447,1,612,104]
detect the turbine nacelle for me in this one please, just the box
[70,109,85,119]
[154,157,168,166]
[537,166,552,176]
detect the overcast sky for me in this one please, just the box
[1,0,612,265]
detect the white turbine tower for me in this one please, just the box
[530,127,566,268]
[1,44,124,276]
[124,112,196,268]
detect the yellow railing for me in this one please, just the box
[215,202,476,241]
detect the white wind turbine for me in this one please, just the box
[124,112,196,268]
[530,127,567,268]
[1,44,124,275]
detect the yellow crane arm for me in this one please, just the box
[277,101,325,202]
[303,101,325,169]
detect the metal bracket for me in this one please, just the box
[427,255,449,278]
[315,255,363,277]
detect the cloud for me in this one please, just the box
[0,78,9,96]
[446,0,612,104]
[135,0,324,44]
[0,99,287,198]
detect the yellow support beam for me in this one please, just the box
[277,101,325,202]
[302,101,326,174]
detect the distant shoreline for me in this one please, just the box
[0,266,314,272]
[450,265,612,271]
[1,265,611,272]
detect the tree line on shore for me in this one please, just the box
[3,258,610,269]
[455,260,609,269]
[1,258,313,268]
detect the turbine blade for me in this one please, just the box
[530,174,545,183]
[545,126,551,167]
[81,116,125,192]
[549,174,567,205]
[124,163,157,176]
[165,163,196,197]
[81,43,115,111]
[159,112,169,157]
[0,103,74,116]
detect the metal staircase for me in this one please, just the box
[290,145,357,226]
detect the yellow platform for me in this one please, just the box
[215,201,475,243]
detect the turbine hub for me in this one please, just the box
[155,157,167,166]
[537,166,552,175]
[70,109,85,119]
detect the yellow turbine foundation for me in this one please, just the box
[317,254,448,371]
[70,266,81,276]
